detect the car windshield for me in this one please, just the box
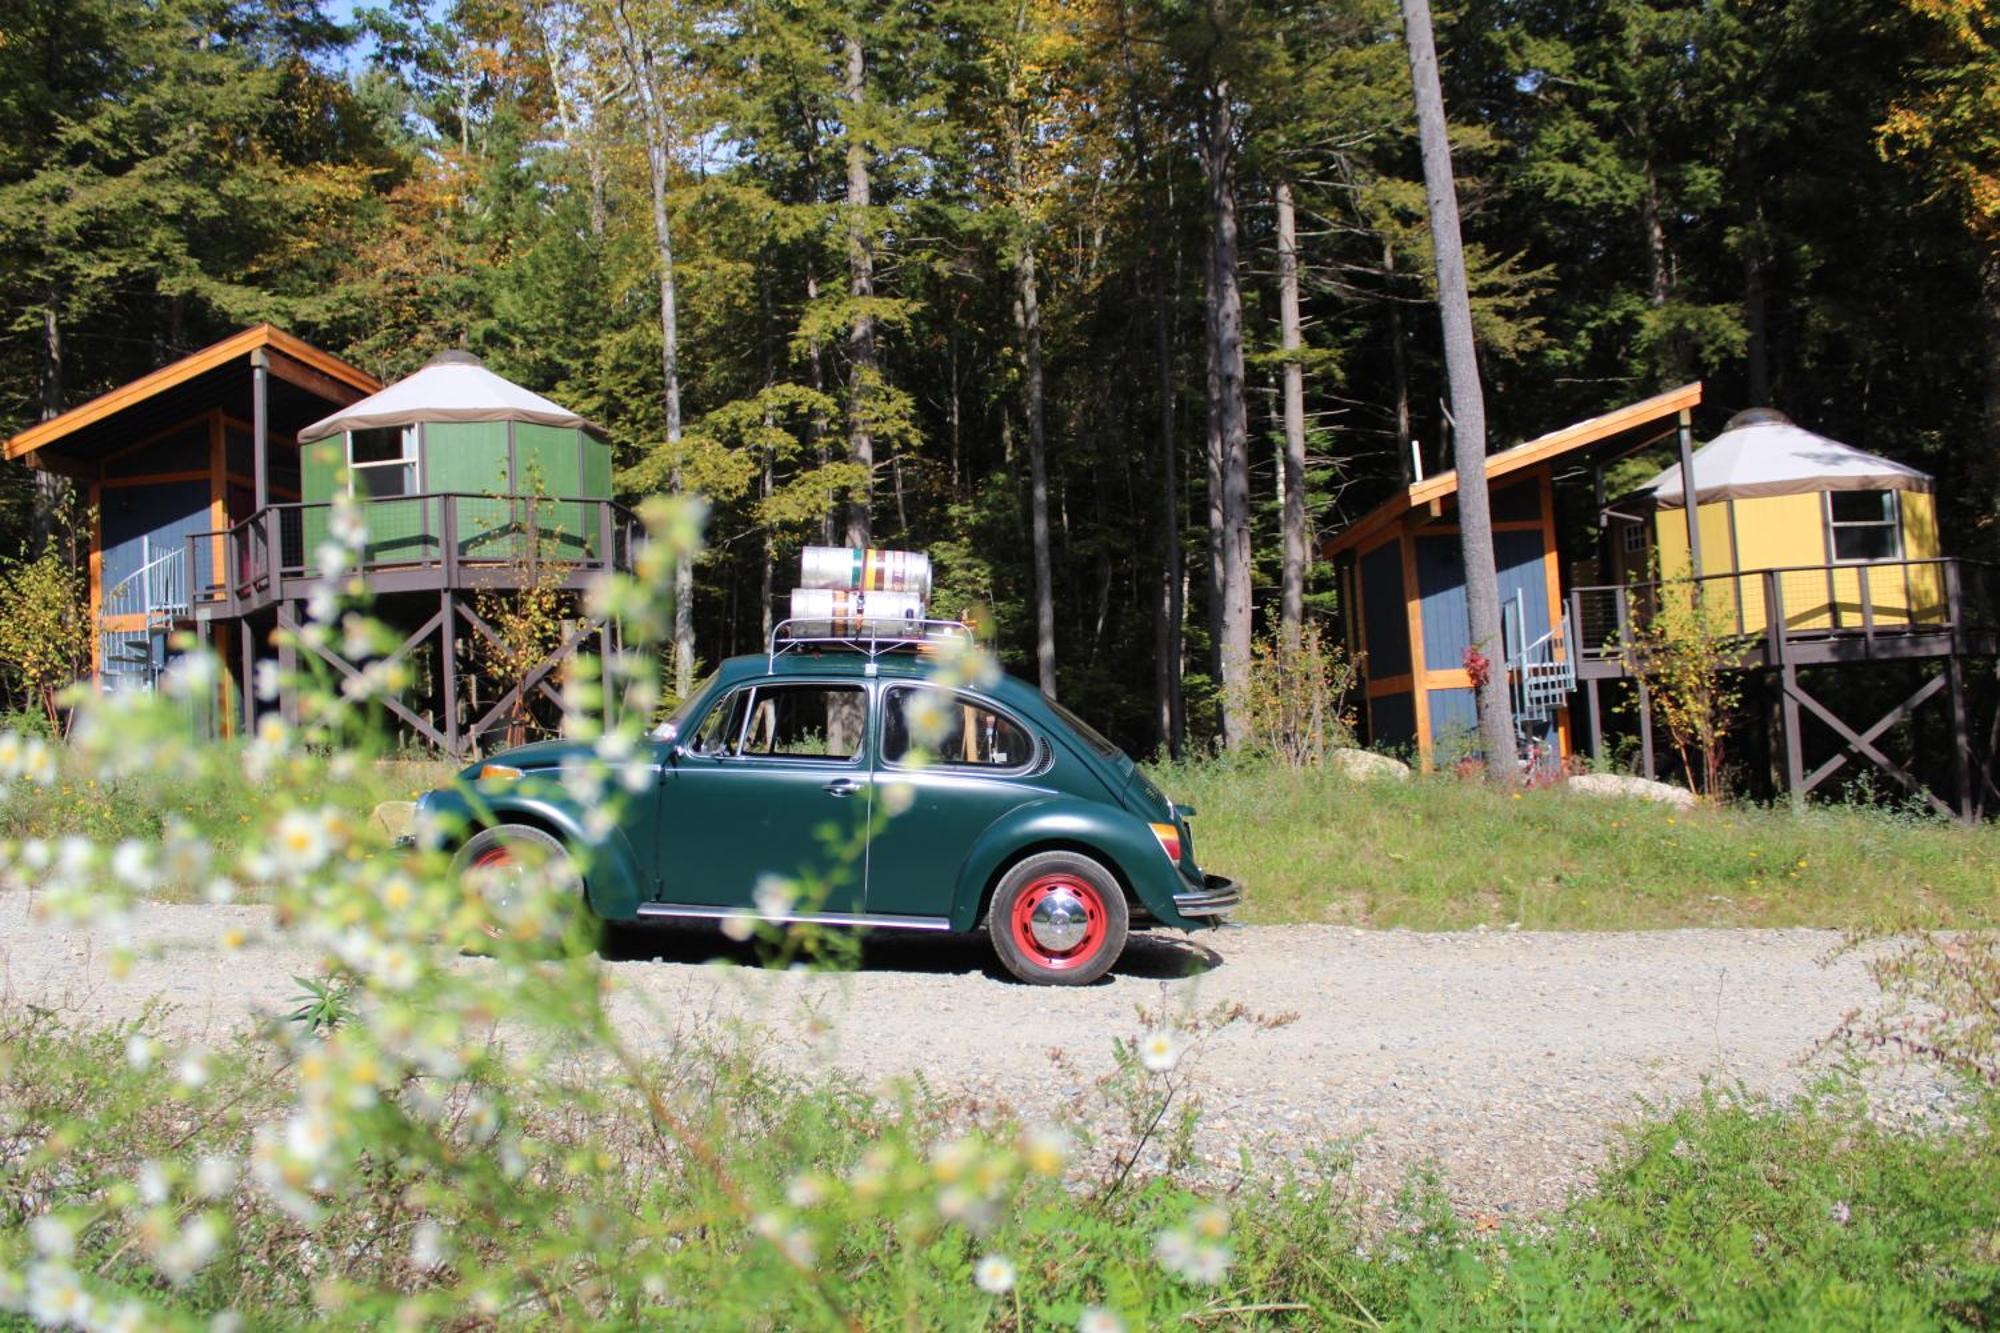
[1044,696,1126,764]
[655,672,718,742]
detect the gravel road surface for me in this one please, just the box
[2,894,1943,1216]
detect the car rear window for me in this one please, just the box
[1045,697,1124,762]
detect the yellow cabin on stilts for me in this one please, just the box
[1611,408,1944,637]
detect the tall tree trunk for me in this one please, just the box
[31,304,68,552]
[1153,267,1185,757]
[1204,250,1225,676]
[1386,238,1414,483]
[1742,179,1771,405]
[1981,256,2000,534]
[1016,241,1058,697]
[611,1,692,695]
[1400,0,1518,780]
[1204,79,1253,749]
[842,32,876,548]
[1276,180,1307,659]
[1111,0,1183,755]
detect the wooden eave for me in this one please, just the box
[1324,382,1703,558]
[4,324,379,463]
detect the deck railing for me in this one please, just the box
[185,492,642,614]
[1568,557,2000,661]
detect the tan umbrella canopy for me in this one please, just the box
[1641,407,1931,510]
[297,350,598,442]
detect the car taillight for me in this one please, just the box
[1149,822,1182,863]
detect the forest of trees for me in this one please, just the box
[3,0,1996,754]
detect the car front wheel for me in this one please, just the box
[987,851,1129,986]
[450,823,599,957]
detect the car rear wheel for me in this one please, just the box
[451,824,599,957]
[987,851,1128,986]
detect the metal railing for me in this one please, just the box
[1568,557,1999,660]
[186,492,643,613]
[99,541,193,688]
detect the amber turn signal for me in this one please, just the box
[478,763,524,782]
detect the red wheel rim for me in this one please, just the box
[473,845,513,868]
[1009,874,1109,971]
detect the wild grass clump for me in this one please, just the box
[1152,757,2000,930]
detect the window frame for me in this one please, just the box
[687,680,869,766]
[1620,518,1646,554]
[1825,489,1902,565]
[346,425,419,500]
[876,684,1044,776]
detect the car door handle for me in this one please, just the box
[823,778,865,797]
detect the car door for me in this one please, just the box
[653,678,873,915]
[863,684,1056,920]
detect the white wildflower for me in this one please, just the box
[1138,1030,1181,1074]
[785,1173,826,1209]
[203,876,239,905]
[195,1155,237,1200]
[315,541,349,582]
[110,841,155,890]
[1022,1124,1070,1177]
[879,781,916,817]
[720,911,756,942]
[137,1160,171,1205]
[26,1261,89,1328]
[100,1299,151,1333]
[1077,1307,1124,1333]
[20,838,51,872]
[1153,1226,1194,1276]
[306,584,338,624]
[125,1035,155,1073]
[254,660,281,701]
[157,1214,222,1283]
[211,1311,244,1333]
[0,732,21,778]
[272,809,332,875]
[973,1254,1016,1294]
[752,874,795,919]
[410,1219,448,1271]
[1183,1242,1231,1285]
[284,1112,334,1166]
[20,739,55,787]
[28,1215,74,1259]
[1190,1204,1229,1239]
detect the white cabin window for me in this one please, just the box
[1621,520,1645,554]
[1827,490,1901,562]
[348,426,417,499]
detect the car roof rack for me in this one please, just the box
[768,616,974,667]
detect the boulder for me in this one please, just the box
[1329,747,1412,783]
[1564,772,1698,808]
[372,800,417,842]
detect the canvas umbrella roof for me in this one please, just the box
[1641,408,1931,510]
[298,350,598,442]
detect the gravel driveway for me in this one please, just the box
[1,894,1941,1216]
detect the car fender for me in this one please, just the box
[421,783,647,921]
[948,797,1190,931]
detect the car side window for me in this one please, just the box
[718,683,868,761]
[688,687,752,756]
[881,686,1035,769]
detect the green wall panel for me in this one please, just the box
[516,423,588,562]
[423,422,512,558]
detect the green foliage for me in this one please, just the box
[1616,574,1746,798]
[0,545,90,729]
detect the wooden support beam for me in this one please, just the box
[462,616,602,750]
[1947,655,1973,823]
[278,603,452,752]
[1636,677,1656,779]
[1782,672,1955,820]
[252,349,270,511]
[441,591,460,758]
[1799,670,1946,793]
[1676,408,1702,579]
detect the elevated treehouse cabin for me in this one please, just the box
[4,330,637,757]
[1325,386,1998,819]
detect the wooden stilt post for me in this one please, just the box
[1677,408,1702,579]
[278,605,298,726]
[599,618,615,733]
[1585,676,1602,761]
[251,350,270,512]
[240,614,256,735]
[441,590,460,759]
[1636,678,1656,779]
[1948,654,1973,824]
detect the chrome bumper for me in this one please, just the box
[1173,874,1242,920]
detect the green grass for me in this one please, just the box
[1154,758,2000,930]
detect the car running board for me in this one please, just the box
[634,903,954,932]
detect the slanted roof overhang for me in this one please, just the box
[3,325,380,472]
[1322,381,1703,558]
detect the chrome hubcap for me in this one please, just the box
[1027,886,1090,952]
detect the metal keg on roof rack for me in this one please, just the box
[773,546,966,656]
[799,545,933,599]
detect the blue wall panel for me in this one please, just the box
[1368,691,1417,750]
[1358,541,1410,679]
[1427,687,1478,749]
[101,481,212,603]
[1416,536,1469,671]
[1416,528,1553,670]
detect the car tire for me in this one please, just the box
[451,823,600,957]
[987,851,1129,986]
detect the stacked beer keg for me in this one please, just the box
[785,546,935,637]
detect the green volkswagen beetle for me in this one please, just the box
[416,633,1240,984]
